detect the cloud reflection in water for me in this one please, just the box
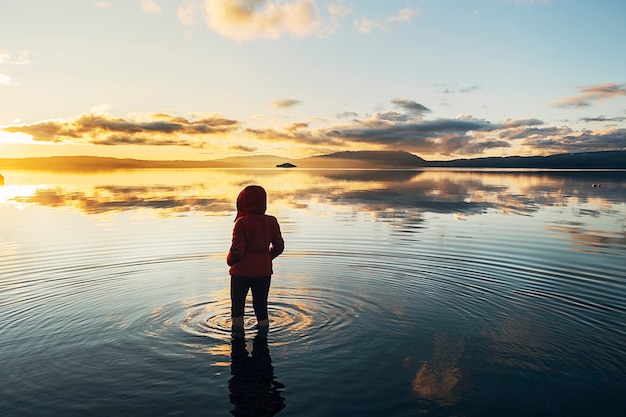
[2,169,625,252]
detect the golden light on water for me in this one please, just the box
[0,184,38,210]
[2,168,623,258]
[2,168,622,221]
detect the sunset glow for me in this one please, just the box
[1,1,625,161]
[0,130,36,146]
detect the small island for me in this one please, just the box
[276,162,297,168]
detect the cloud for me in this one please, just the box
[579,116,626,123]
[181,0,322,41]
[230,144,258,152]
[388,7,421,23]
[245,124,343,147]
[140,0,163,14]
[336,111,359,119]
[0,50,30,87]
[311,100,511,156]
[501,118,544,128]
[0,50,31,65]
[4,98,625,158]
[392,99,431,117]
[238,99,518,157]
[270,98,301,108]
[552,83,626,108]
[177,0,202,25]
[436,83,481,94]
[176,2,420,40]
[3,113,239,147]
[357,6,419,33]
[318,0,353,36]
[372,111,412,122]
[518,127,626,153]
[328,116,509,155]
[327,0,352,18]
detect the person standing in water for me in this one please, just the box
[227,185,284,337]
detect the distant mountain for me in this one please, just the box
[426,150,626,169]
[213,155,290,167]
[294,150,626,169]
[0,150,624,170]
[296,150,426,168]
[0,156,230,170]
[213,150,426,168]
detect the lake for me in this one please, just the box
[1,168,625,417]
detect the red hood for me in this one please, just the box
[235,185,267,220]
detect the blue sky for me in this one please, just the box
[1,0,625,160]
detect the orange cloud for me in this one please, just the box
[3,113,239,148]
[270,98,301,108]
[180,0,322,41]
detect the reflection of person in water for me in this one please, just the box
[227,185,284,337]
[229,334,286,416]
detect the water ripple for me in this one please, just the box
[176,286,361,348]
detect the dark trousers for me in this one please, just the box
[230,275,271,321]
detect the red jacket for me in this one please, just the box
[227,186,284,277]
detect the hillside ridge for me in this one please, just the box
[1,150,624,170]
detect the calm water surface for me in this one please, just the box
[1,169,625,416]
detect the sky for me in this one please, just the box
[1,0,625,161]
